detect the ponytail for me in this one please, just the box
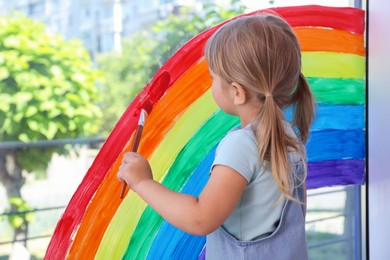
[204,14,315,202]
[253,73,314,201]
[253,94,299,201]
[289,72,315,144]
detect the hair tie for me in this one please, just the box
[265,93,273,98]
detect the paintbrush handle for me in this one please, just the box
[120,124,144,199]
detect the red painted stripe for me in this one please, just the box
[270,5,365,35]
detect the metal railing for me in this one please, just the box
[305,186,361,259]
[0,206,65,246]
[0,137,106,255]
[0,139,363,259]
[0,187,362,258]
[0,137,105,150]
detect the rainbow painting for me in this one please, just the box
[45,5,366,260]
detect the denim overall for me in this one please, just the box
[205,161,308,260]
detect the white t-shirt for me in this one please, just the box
[211,124,301,241]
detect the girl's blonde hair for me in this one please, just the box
[205,14,315,201]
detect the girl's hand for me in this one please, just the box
[117,152,153,190]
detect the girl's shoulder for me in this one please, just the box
[219,126,257,150]
[213,126,260,183]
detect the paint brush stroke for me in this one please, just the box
[307,159,365,189]
[307,130,366,162]
[302,52,365,79]
[66,132,137,259]
[147,150,215,259]
[308,78,365,104]
[295,27,365,56]
[284,104,365,131]
[271,5,365,35]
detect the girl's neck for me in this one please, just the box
[237,101,263,128]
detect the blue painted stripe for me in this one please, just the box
[147,148,215,260]
[284,104,365,131]
[307,129,366,162]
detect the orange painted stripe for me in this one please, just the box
[66,59,212,259]
[66,133,135,259]
[295,27,365,56]
[138,59,212,158]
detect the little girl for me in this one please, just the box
[118,14,314,259]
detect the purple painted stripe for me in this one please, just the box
[307,159,365,189]
[198,246,206,260]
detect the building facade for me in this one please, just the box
[0,0,173,59]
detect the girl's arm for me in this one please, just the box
[118,152,247,236]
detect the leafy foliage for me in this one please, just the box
[97,31,159,132]
[97,1,244,133]
[0,197,36,229]
[0,14,103,173]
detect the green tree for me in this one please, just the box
[97,31,159,131]
[0,14,102,242]
[98,1,244,133]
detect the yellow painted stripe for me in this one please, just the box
[95,89,218,259]
[302,52,365,79]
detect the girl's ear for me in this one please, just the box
[231,82,247,105]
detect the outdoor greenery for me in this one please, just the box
[97,1,245,133]
[0,14,102,241]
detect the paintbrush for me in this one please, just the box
[120,109,148,199]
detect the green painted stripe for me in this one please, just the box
[302,52,365,79]
[308,78,365,104]
[123,110,239,259]
[95,90,218,259]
